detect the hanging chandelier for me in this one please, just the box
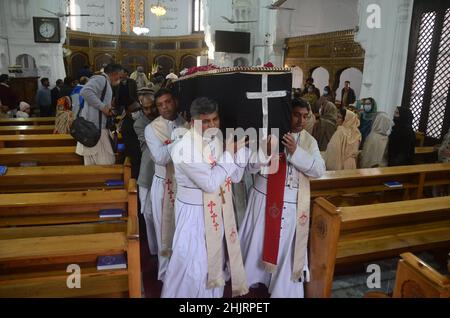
[151,1,167,16]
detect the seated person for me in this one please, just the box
[323,108,361,170]
[54,96,74,134]
[312,102,338,151]
[16,102,31,118]
[388,106,415,166]
[355,97,377,147]
[360,112,393,168]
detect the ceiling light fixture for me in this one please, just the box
[151,1,167,17]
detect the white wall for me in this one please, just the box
[148,0,192,36]
[69,0,120,35]
[356,0,413,115]
[1,0,66,84]
[277,0,359,39]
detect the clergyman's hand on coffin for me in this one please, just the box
[282,133,297,156]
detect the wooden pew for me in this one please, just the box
[0,146,83,166]
[0,117,55,126]
[306,196,450,298]
[0,162,131,193]
[392,253,450,298]
[0,125,55,135]
[0,134,76,148]
[415,146,438,164]
[0,180,141,298]
[311,163,450,206]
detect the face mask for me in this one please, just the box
[308,88,314,93]
[364,104,372,112]
[324,90,329,96]
[131,111,142,121]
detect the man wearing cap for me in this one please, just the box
[130,66,150,90]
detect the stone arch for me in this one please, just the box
[233,57,249,67]
[94,53,114,73]
[335,67,363,103]
[311,67,330,96]
[15,54,37,77]
[69,52,89,78]
[291,66,303,89]
[154,55,176,76]
[180,55,197,71]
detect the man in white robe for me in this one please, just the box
[239,98,326,298]
[161,97,248,298]
[144,88,188,282]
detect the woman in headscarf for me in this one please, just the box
[54,96,74,134]
[388,106,416,166]
[357,97,378,146]
[438,127,450,163]
[312,101,338,151]
[323,108,361,170]
[16,102,31,118]
[360,112,393,168]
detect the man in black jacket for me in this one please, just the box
[121,101,142,179]
[341,81,356,108]
[114,69,138,116]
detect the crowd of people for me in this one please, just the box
[1,64,449,299]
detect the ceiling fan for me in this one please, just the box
[41,8,91,18]
[265,0,295,11]
[221,16,258,24]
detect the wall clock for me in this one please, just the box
[33,17,60,43]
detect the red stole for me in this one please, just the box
[262,153,287,271]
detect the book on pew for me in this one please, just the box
[19,161,38,167]
[99,209,125,218]
[0,166,7,176]
[105,179,125,187]
[384,181,403,188]
[97,254,127,271]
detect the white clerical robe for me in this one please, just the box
[161,133,248,298]
[144,114,186,282]
[239,131,325,298]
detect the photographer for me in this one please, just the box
[76,63,123,165]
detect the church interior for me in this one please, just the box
[0,0,449,300]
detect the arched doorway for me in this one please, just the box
[291,66,303,89]
[16,54,37,77]
[336,67,363,103]
[70,52,89,79]
[122,55,148,75]
[311,67,330,96]
[154,55,175,77]
[94,53,114,73]
[180,55,197,71]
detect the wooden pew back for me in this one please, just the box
[0,146,83,166]
[393,253,450,298]
[0,134,76,148]
[0,125,55,135]
[0,117,55,126]
[307,196,450,298]
[311,163,450,205]
[0,180,141,298]
[0,164,130,194]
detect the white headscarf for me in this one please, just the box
[360,112,393,168]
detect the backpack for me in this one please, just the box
[70,77,108,147]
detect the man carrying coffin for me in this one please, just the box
[161,97,249,298]
[239,98,325,298]
[144,88,189,282]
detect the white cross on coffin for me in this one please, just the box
[246,73,287,138]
